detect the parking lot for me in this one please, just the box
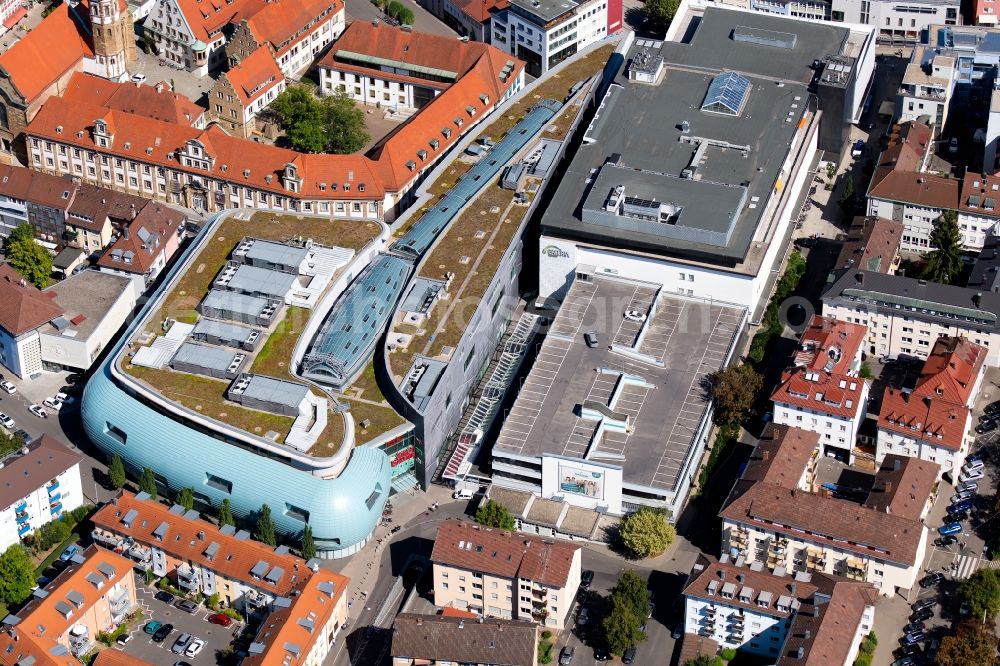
[111,576,242,665]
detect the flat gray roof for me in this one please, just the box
[242,238,309,268]
[227,264,297,299]
[660,8,851,84]
[241,374,310,410]
[192,318,259,343]
[40,271,133,339]
[171,342,241,373]
[202,289,270,317]
[542,48,807,267]
[508,0,580,23]
[494,275,744,492]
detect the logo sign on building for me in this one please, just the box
[558,463,605,500]
[541,244,571,258]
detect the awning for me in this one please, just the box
[3,7,26,29]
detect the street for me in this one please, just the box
[344,0,457,37]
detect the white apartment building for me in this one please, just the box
[897,47,955,134]
[721,426,937,596]
[490,0,619,77]
[682,555,876,663]
[822,269,1000,366]
[0,437,83,552]
[431,521,582,628]
[830,0,959,43]
[771,316,870,462]
[877,336,986,479]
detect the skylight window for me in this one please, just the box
[701,72,751,116]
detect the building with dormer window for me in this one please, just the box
[771,316,870,463]
[208,49,285,139]
[876,336,986,479]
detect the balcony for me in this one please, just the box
[47,491,61,503]
[50,502,63,515]
[125,545,152,568]
[176,565,200,591]
[730,528,749,547]
[109,592,132,622]
[15,501,26,514]
[91,528,124,550]
[16,510,29,523]
[17,523,31,536]
[47,480,60,493]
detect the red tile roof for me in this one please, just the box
[175,0,259,44]
[240,0,341,58]
[959,172,1000,218]
[878,336,985,450]
[96,202,184,275]
[450,0,509,23]
[225,48,284,106]
[91,491,309,596]
[0,163,76,210]
[93,651,158,666]
[741,424,819,489]
[682,554,816,618]
[778,578,878,665]
[771,316,868,419]
[864,455,938,520]
[61,72,205,126]
[0,1,93,103]
[0,263,65,335]
[432,520,580,588]
[836,216,902,274]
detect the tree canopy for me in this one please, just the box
[0,545,35,606]
[619,507,676,559]
[611,569,651,620]
[139,467,157,499]
[708,363,762,426]
[271,86,369,154]
[3,223,51,288]
[176,487,195,512]
[301,524,316,560]
[643,0,679,26]
[256,504,276,546]
[923,210,963,285]
[959,569,1000,622]
[602,570,650,656]
[218,498,235,528]
[937,621,998,666]
[475,500,516,530]
[107,454,126,490]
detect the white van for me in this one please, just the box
[453,488,475,500]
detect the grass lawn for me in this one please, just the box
[251,306,308,379]
[343,399,407,446]
[34,531,81,576]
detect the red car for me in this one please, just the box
[207,613,233,627]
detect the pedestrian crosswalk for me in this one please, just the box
[951,554,1000,579]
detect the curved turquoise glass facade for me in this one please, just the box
[80,213,391,558]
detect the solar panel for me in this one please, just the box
[701,72,751,116]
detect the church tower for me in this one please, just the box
[90,0,137,81]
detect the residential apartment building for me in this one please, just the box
[835,216,903,274]
[431,520,582,628]
[208,49,286,139]
[0,436,83,552]
[90,490,328,617]
[720,425,937,595]
[0,0,25,36]
[770,316,870,462]
[896,46,955,135]
[224,0,345,78]
[822,268,1000,366]
[877,336,985,479]
[0,262,66,378]
[144,0,343,76]
[318,22,524,114]
[682,554,877,663]
[975,0,998,24]
[830,0,958,43]
[94,195,184,285]
[868,121,1000,252]
[241,569,350,666]
[0,546,137,661]
[391,613,538,666]
[442,0,507,41]
[490,0,621,76]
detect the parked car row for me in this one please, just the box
[938,454,985,537]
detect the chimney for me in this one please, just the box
[458,620,464,629]
[736,574,744,584]
[974,292,983,307]
[893,458,901,472]
[762,450,769,461]
[123,225,129,240]
[884,481,892,494]
[416,617,422,625]
[804,629,812,639]
[790,582,797,597]
[855,272,864,285]
[719,570,726,580]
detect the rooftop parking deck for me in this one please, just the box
[119,212,383,458]
[494,275,745,492]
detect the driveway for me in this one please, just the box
[345,0,457,38]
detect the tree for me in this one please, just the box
[610,569,651,621]
[301,525,316,560]
[176,487,195,512]
[107,454,126,490]
[959,569,1000,622]
[643,0,679,26]
[272,85,328,153]
[708,364,762,426]
[324,90,369,154]
[683,657,719,666]
[3,223,51,288]
[602,595,645,656]
[139,467,157,499]
[475,500,516,531]
[218,499,235,528]
[256,504,276,546]
[0,545,35,605]
[937,621,998,666]
[838,175,856,213]
[619,507,676,559]
[923,211,963,285]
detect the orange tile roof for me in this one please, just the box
[241,0,341,58]
[0,263,65,336]
[91,491,310,596]
[225,48,284,106]
[959,172,1000,218]
[450,0,509,23]
[771,316,868,419]
[175,0,259,43]
[836,215,902,274]
[864,455,938,520]
[95,202,185,275]
[26,96,385,198]
[92,650,158,666]
[0,546,134,666]
[0,1,93,103]
[242,569,349,666]
[431,520,579,588]
[61,72,205,127]
[878,336,985,450]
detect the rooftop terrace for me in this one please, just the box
[119,212,382,458]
